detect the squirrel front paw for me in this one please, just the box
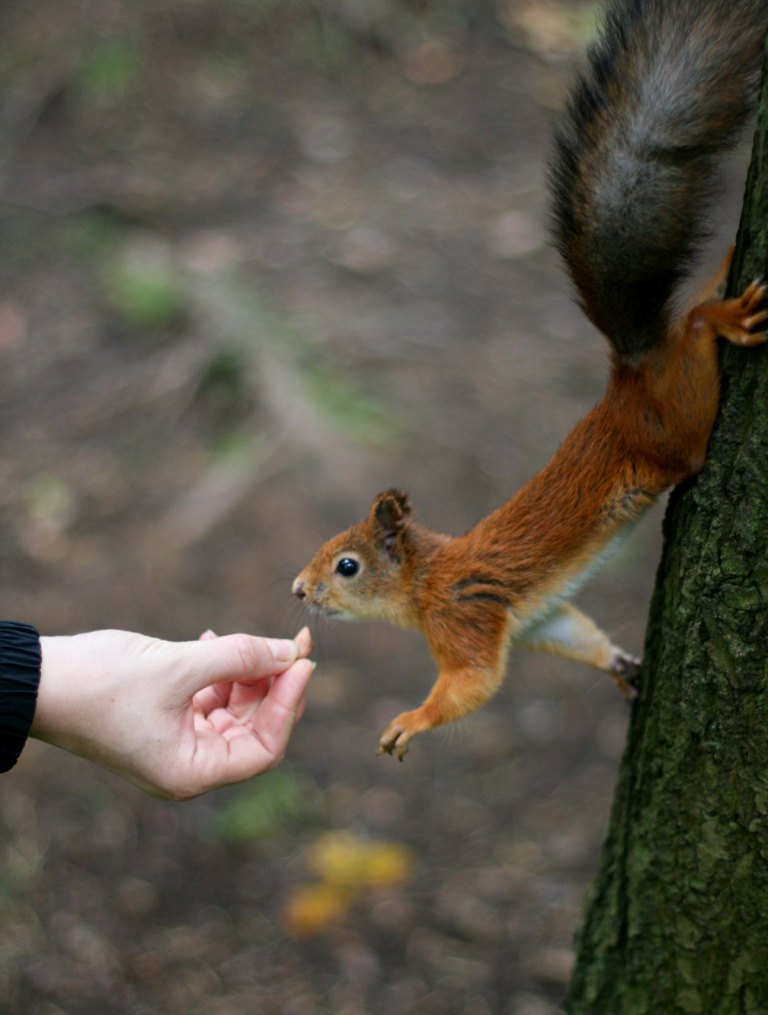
[725,280,768,345]
[700,279,768,347]
[379,709,430,761]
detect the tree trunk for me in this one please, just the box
[564,48,768,1015]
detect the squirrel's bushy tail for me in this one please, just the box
[551,0,768,359]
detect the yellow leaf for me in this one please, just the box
[361,843,414,889]
[307,831,414,890]
[283,883,351,937]
[306,832,370,889]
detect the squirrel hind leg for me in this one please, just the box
[520,602,639,697]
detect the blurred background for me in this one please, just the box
[0,1,749,1012]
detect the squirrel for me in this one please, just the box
[292,0,768,759]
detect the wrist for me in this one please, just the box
[29,635,87,752]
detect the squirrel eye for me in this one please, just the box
[335,557,360,578]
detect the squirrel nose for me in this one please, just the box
[292,578,306,600]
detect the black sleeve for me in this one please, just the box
[0,621,42,773]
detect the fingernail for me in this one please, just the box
[267,638,299,663]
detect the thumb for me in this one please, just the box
[176,633,302,697]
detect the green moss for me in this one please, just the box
[75,35,145,103]
[209,766,319,845]
[102,255,185,330]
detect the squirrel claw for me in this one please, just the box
[378,733,410,761]
[609,651,641,698]
[379,714,420,760]
[378,738,409,761]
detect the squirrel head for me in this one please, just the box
[292,489,415,623]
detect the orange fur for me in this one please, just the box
[293,261,767,758]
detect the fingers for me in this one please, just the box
[261,657,315,729]
[241,655,315,727]
[206,651,315,730]
[219,658,316,781]
[177,631,316,794]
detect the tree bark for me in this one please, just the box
[564,47,768,1015]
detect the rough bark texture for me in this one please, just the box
[564,49,768,1015]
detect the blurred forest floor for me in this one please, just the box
[0,1,747,1013]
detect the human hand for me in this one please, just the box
[30,627,315,799]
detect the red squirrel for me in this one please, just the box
[293,0,768,759]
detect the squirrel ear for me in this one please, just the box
[370,489,411,560]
